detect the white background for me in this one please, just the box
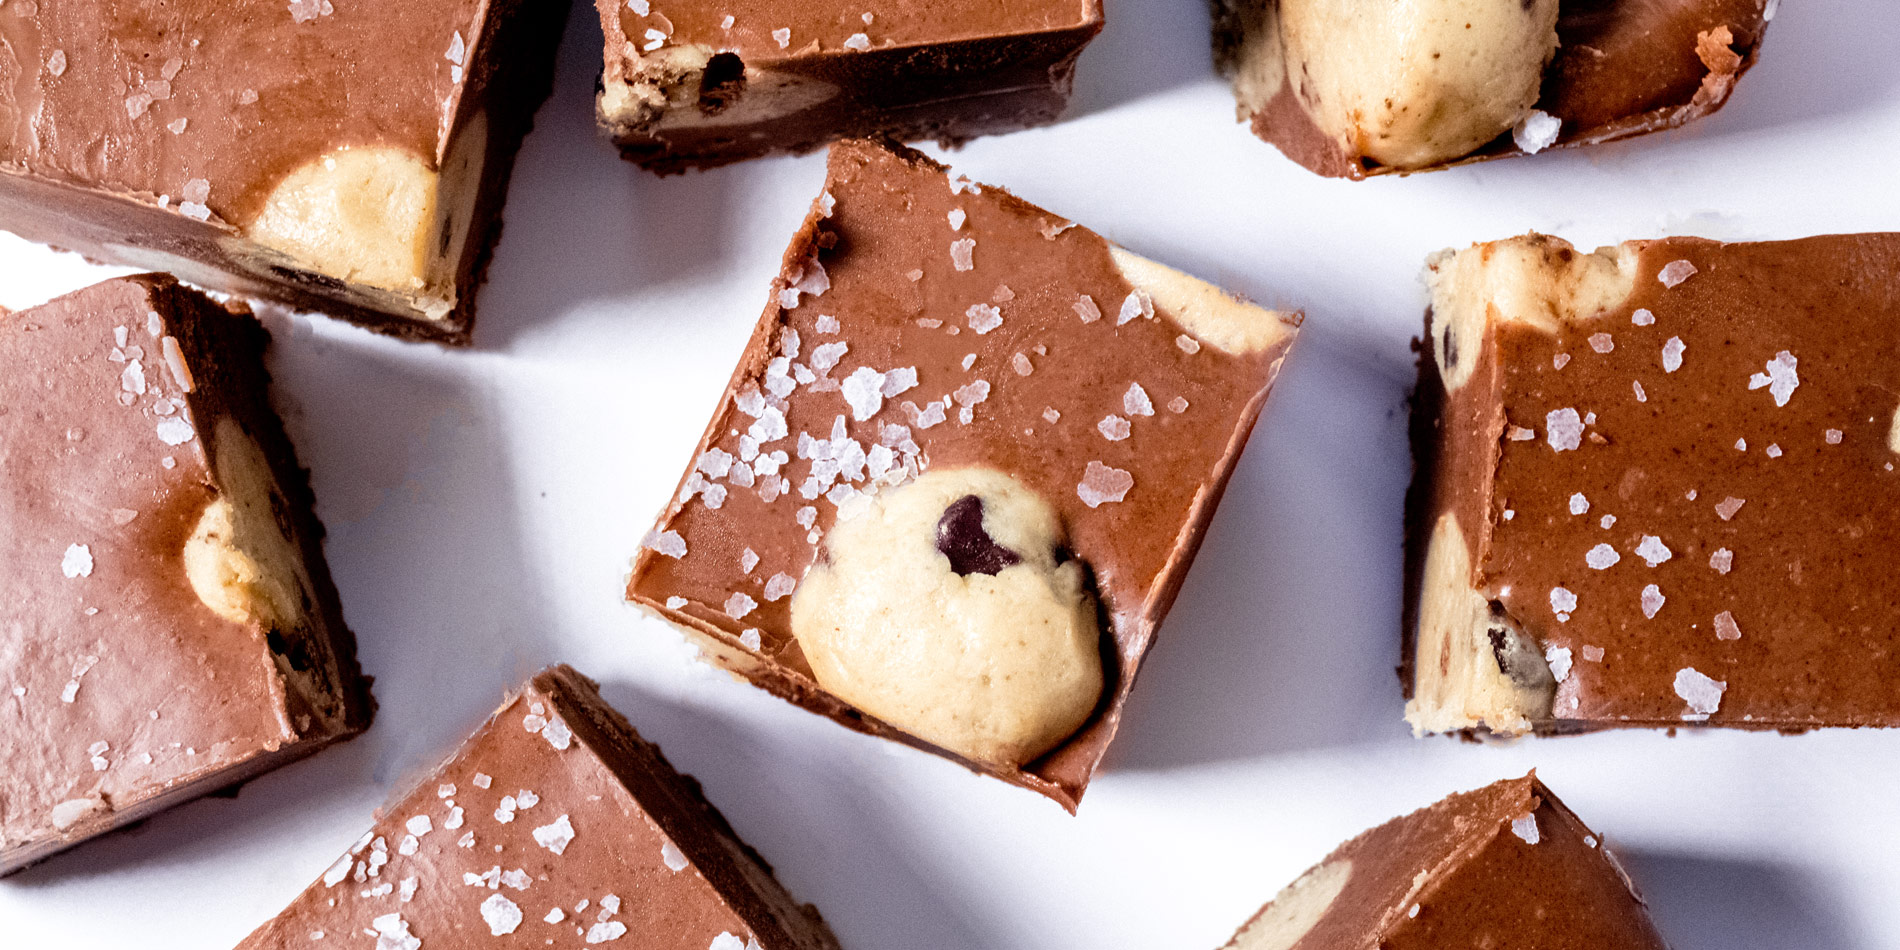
[4,1,1897,946]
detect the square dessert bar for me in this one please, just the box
[1406,233,1900,736]
[237,666,839,950]
[628,139,1300,810]
[1211,0,1769,177]
[0,275,370,875]
[1222,774,1665,949]
[595,0,1103,172]
[0,0,567,342]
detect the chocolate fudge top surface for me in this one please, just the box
[0,0,485,225]
[611,0,1099,62]
[628,139,1296,804]
[1435,234,1900,727]
[1226,774,1664,949]
[0,276,301,855]
[238,666,837,950]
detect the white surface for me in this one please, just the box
[3,2,1897,947]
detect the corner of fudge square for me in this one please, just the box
[627,137,1303,811]
[1405,231,1900,738]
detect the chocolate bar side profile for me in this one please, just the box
[595,0,1103,173]
[628,139,1299,810]
[0,0,567,342]
[1222,774,1666,949]
[1209,0,1770,178]
[1404,233,1900,737]
[0,275,370,875]
[237,666,838,950]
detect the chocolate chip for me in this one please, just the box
[936,495,1021,576]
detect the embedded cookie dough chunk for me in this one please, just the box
[628,139,1299,810]
[1279,0,1559,170]
[1219,775,1667,949]
[1406,232,1900,736]
[238,666,841,950]
[1213,0,1773,177]
[792,469,1103,767]
[0,275,369,875]
[594,0,1104,173]
[0,0,563,342]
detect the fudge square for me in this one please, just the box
[1210,0,1769,178]
[0,275,371,875]
[595,0,1103,173]
[1407,233,1900,736]
[1221,774,1665,949]
[236,666,839,950]
[628,139,1300,810]
[0,0,566,343]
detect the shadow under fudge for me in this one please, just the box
[627,139,1300,810]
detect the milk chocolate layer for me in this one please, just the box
[0,275,370,875]
[1222,774,1665,949]
[1406,233,1900,735]
[595,0,1102,174]
[1212,0,1770,178]
[237,666,839,950]
[0,0,567,343]
[627,138,1299,810]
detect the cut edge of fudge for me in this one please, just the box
[626,138,1300,811]
[0,0,568,343]
[1210,0,1769,179]
[235,665,839,950]
[1,275,371,875]
[1222,773,1664,949]
[593,4,1105,173]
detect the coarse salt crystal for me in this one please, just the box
[772,27,790,48]
[1586,544,1620,570]
[62,543,93,578]
[762,573,796,601]
[1635,535,1673,566]
[1512,110,1561,153]
[1633,380,1647,403]
[1508,426,1536,441]
[1765,443,1782,458]
[1662,336,1686,373]
[843,31,870,50]
[1073,294,1101,324]
[1581,645,1606,662]
[1709,548,1734,574]
[664,596,687,609]
[1747,351,1800,407]
[587,922,629,944]
[481,894,522,935]
[1123,383,1154,417]
[532,815,574,855]
[1641,584,1665,619]
[643,529,686,558]
[1714,496,1746,521]
[1825,428,1843,444]
[1569,493,1589,515]
[661,841,689,871]
[1545,408,1583,452]
[947,209,965,230]
[1553,353,1570,370]
[1588,333,1614,354]
[1674,667,1726,717]
[1011,353,1033,376]
[156,417,195,445]
[1714,611,1743,641]
[965,303,1002,334]
[724,592,757,619]
[1077,461,1132,508]
[1550,586,1578,618]
[1097,415,1131,441]
[1167,396,1189,413]
[739,629,762,651]
[1545,646,1573,683]
[950,238,975,271]
[1117,291,1153,325]
[1632,308,1655,326]
[1658,260,1698,288]
[1510,813,1541,844]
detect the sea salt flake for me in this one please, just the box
[62,543,93,578]
[1123,383,1154,417]
[370,914,419,950]
[1710,548,1734,574]
[1633,381,1647,403]
[772,27,790,48]
[1581,645,1606,662]
[1176,334,1201,354]
[1545,408,1583,452]
[1549,586,1578,617]
[661,841,689,871]
[841,366,887,420]
[481,894,523,936]
[1167,396,1189,414]
[1674,667,1726,717]
[46,49,67,76]
[1117,291,1153,325]
[473,773,492,789]
[739,629,762,651]
[546,909,566,924]
[763,573,796,601]
[965,303,1002,334]
[532,815,575,855]
[643,529,687,558]
[405,815,432,837]
[1586,543,1620,570]
[1097,415,1131,441]
[1588,333,1614,354]
[1077,461,1133,508]
[1511,109,1561,153]
[541,716,572,750]
[1011,353,1033,376]
[1765,443,1783,458]
[1553,353,1570,370]
[446,31,466,66]
[1662,336,1686,373]
[1545,646,1573,683]
[1632,308,1655,326]
[1569,493,1589,515]
[724,592,757,619]
[947,209,966,230]
[155,417,195,445]
[842,31,872,50]
[588,921,629,944]
[1735,438,1748,452]
[665,596,687,609]
[1825,429,1844,445]
[1714,610,1743,641]
[1510,813,1541,844]
[1635,535,1673,566]
[950,238,975,272]
[1658,259,1698,288]
[1073,295,1101,324]
[1747,351,1800,407]
[1507,426,1536,442]
[1714,496,1746,521]
[1641,584,1665,619]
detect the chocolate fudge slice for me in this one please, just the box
[236,666,838,950]
[0,275,370,875]
[0,0,566,343]
[1221,774,1665,949]
[595,0,1102,173]
[1406,233,1900,736]
[1210,0,1770,178]
[628,139,1300,810]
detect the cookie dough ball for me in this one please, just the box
[790,468,1104,768]
[1281,0,1560,169]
